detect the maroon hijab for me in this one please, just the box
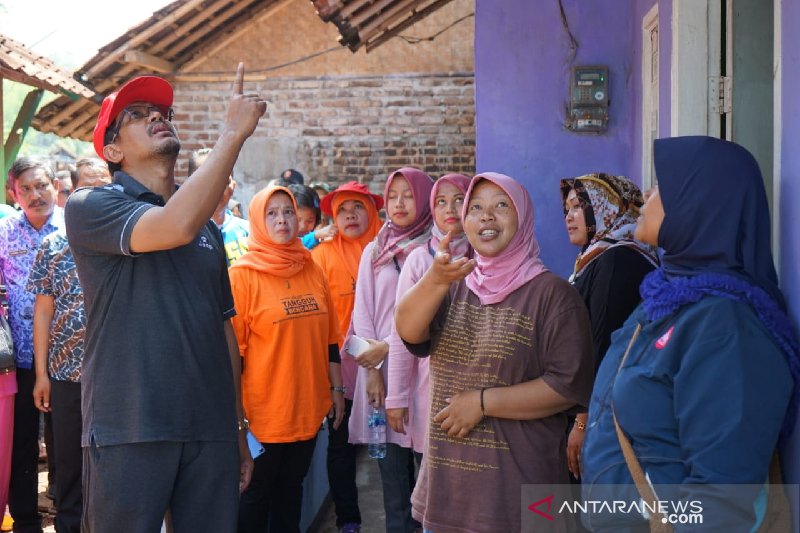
[371,167,434,268]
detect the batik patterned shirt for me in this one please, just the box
[0,208,64,369]
[27,229,85,381]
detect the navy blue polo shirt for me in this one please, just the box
[65,171,238,447]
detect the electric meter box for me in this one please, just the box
[567,66,609,133]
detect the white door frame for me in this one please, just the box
[672,0,782,263]
[773,0,782,269]
[641,4,659,190]
[670,0,722,136]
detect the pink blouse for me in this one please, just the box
[346,241,412,448]
[386,246,432,453]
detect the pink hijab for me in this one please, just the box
[430,173,472,259]
[371,167,434,268]
[463,172,548,305]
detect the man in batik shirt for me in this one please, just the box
[28,165,110,533]
[0,156,62,533]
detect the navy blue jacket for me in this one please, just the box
[581,296,791,532]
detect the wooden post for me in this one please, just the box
[3,88,44,172]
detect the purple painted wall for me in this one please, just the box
[475,0,637,276]
[780,0,800,485]
[474,0,799,492]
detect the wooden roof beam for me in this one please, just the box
[340,0,369,19]
[124,51,176,73]
[312,0,344,22]
[358,0,417,42]
[46,64,139,127]
[83,0,208,79]
[73,119,97,141]
[350,0,395,27]
[182,0,293,72]
[59,105,100,138]
[147,0,238,55]
[365,0,454,51]
[165,0,258,60]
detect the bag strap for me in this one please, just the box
[757,453,791,533]
[611,324,789,533]
[0,269,8,318]
[610,324,674,533]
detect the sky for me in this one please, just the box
[0,0,172,69]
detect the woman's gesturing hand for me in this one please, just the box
[428,231,476,286]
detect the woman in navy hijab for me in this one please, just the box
[580,136,798,532]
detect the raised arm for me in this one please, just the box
[130,63,266,252]
[394,232,475,344]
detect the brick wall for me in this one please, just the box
[173,72,475,203]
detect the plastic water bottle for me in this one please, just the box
[367,406,387,459]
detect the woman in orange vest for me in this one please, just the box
[231,185,343,533]
[312,181,382,533]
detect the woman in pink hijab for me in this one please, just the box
[395,173,595,533]
[345,167,433,533]
[385,174,471,458]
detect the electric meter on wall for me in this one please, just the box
[567,66,609,133]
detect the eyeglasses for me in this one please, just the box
[108,104,175,143]
[58,189,72,197]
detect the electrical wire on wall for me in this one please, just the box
[558,0,579,64]
[396,12,474,45]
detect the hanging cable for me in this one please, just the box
[396,12,474,44]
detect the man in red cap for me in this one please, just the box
[64,63,265,532]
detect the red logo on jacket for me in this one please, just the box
[655,325,675,349]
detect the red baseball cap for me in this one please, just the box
[93,76,174,160]
[320,181,384,216]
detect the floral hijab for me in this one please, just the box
[560,173,658,282]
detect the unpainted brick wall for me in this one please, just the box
[173,72,475,203]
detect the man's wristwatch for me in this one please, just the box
[330,386,346,394]
[237,417,250,431]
